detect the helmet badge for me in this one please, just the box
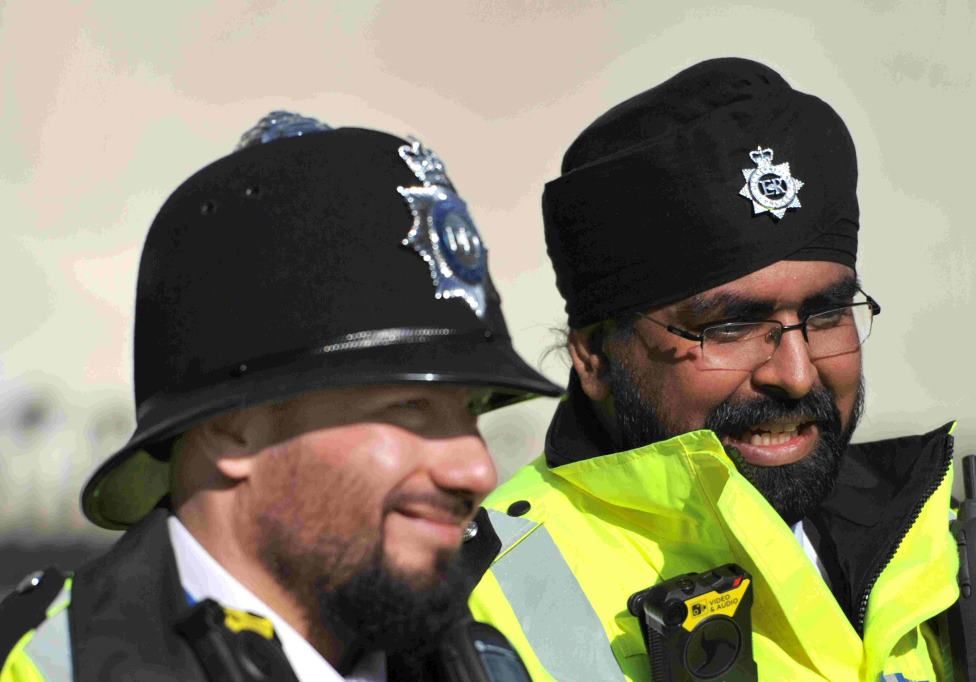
[235,110,332,150]
[398,138,488,319]
[738,146,804,220]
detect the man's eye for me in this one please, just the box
[808,308,851,329]
[705,324,758,343]
[390,398,430,411]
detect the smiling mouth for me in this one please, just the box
[719,419,818,466]
[388,507,470,552]
[395,504,467,527]
[731,419,814,446]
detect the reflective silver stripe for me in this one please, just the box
[489,515,623,681]
[23,584,72,680]
[486,509,537,556]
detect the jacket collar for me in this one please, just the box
[543,371,956,630]
[808,423,955,629]
[69,505,430,681]
[69,504,208,682]
[544,372,617,468]
[539,380,868,674]
[545,372,953,525]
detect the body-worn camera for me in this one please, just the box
[433,616,533,682]
[176,598,299,682]
[628,564,757,682]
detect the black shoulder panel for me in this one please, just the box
[457,507,502,597]
[0,567,69,664]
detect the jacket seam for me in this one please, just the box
[677,439,743,560]
[490,515,542,564]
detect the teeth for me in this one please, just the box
[747,427,799,446]
[763,421,802,433]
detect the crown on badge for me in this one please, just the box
[398,138,452,188]
[749,147,775,166]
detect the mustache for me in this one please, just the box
[703,386,841,437]
[382,490,475,520]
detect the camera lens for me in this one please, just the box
[684,616,742,679]
[663,600,688,626]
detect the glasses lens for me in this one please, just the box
[806,303,874,358]
[701,322,781,370]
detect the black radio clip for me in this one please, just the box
[628,563,758,682]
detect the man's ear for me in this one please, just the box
[199,405,274,482]
[568,327,611,401]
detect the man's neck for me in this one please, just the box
[172,500,349,666]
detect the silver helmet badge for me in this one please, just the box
[398,138,488,319]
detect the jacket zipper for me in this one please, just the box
[854,434,955,635]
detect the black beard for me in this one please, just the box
[318,546,469,656]
[607,359,864,525]
[257,521,469,658]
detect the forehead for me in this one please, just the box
[276,383,473,414]
[674,260,857,315]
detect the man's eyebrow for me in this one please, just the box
[799,276,861,313]
[677,275,862,322]
[678,291,775,322]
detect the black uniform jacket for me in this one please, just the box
[18,507,218,681]
[0,504,502,682]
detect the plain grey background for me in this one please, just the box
[1,0,973,545]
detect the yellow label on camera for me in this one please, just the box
[682,579,750,631]
[223,606,276,640]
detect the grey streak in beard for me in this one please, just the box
[606,357,865,525]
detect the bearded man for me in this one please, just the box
[467,59,961,681]
[0,112,559,681]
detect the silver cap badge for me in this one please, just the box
[739,146,804,220]
[398,138,488,319]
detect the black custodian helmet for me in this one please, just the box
[83,112,562,530]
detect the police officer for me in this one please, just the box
[0,112,561,681]
[467,59,961,680]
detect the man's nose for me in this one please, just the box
[429,432,498,503]
[751,326,817,399]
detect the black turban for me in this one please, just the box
[543,58,859,329]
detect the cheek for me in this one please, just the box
[648,363,750,432]
[619,337,749,434]
[300,423,416,480]
[813,352,863,424]
[257,425,417,535]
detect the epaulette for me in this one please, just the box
[0,567,69,664]
[457,507,502,595]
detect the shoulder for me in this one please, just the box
[0,568,72,677]
[473,456,566,571]
[458,459,557,592]
[484,455,567,520]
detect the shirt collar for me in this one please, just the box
[167,515,385,682]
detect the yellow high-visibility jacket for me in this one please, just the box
[469,398,959,681]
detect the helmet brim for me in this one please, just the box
[82,336,562,530]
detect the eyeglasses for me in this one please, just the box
[642,291,881,371]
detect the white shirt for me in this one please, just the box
[168,516,386,682]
